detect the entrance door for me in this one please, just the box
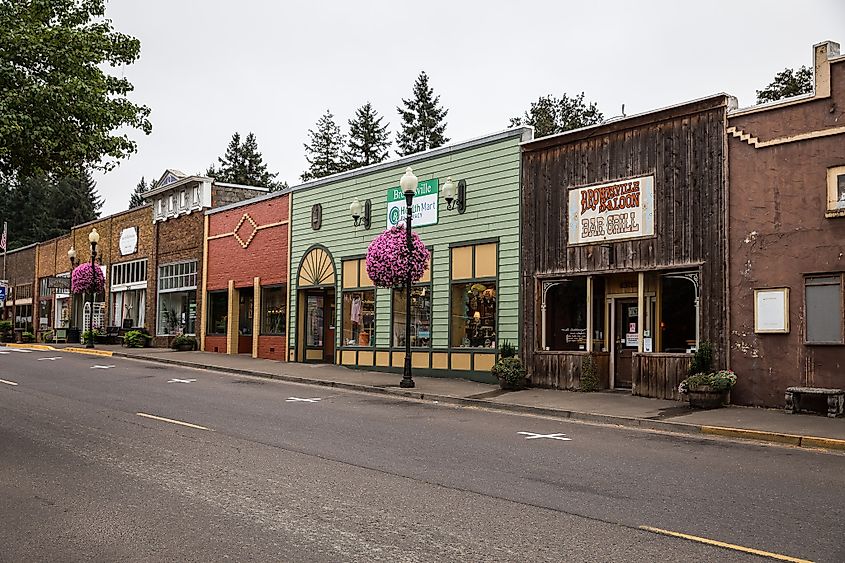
[324,289,335,362]
[302,289,335,363]
[237,287,254,354]
[614,298,639,388]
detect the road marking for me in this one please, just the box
[37,357,62,361]
[91,365,116,369]
[136,412,209,431]
[286,397,322,403]
[167,378,196,384]
[639,526,813,563]
[0,379,19,386]
[10,348,32,353]
[517,432,572,441]
[0,351,9,354]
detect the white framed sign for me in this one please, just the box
[119,227,138,255]
[386,178,438,228]
[568,175,655,245]
[754,288,789,333]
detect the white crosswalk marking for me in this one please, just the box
[167,378,196,384]
[286,397,322,403]
[91,365,115,369]
[37,357,62,361]
[517,432,572,441]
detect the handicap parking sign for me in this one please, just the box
[0,286,5,301]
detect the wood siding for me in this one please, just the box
[521,96,730,389]
[532,352,610,390]
[632,353,691,400]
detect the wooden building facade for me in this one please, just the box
[520,95,733,399]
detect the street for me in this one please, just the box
[1,348,842,562]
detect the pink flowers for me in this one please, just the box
[366,226,430,288]
[71,262,105,294]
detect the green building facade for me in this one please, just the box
[288,127,531,381]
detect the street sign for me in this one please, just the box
[0,286,5,302]
[386,178,439,228]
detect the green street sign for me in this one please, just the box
[386,178,439,228]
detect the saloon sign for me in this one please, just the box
[567,175,655,245]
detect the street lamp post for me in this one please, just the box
[399,167,417,388]
[86,228,100,349]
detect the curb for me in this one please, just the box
[102,351,845,454]
[5,343,55,351]
[61,347,114,357]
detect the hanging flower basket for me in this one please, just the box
[365,226,431,288]
[71,262,105,294]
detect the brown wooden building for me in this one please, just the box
[521,94,733,400]
[728,41,845,406]
[2,243,37,335]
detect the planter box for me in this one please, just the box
[688,385,730,409]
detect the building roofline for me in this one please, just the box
[3,242,37,255]
[69,204,153,232]
[205,186,292,216]
[142,175,211,199]
[521,93,733,152]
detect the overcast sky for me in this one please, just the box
[94,0,845,214]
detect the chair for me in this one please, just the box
[53,328,68,343]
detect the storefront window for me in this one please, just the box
[306,294,324,346]
[38,300,52,332]
[207,291,228,335]
[546,279,587,351]
[342,290,375,346]
[111,288,145,328]
[660,276,697,352]
[15,304,33,331]
[261,286,286,335]
[392,287,431,347]
[805,275,843,344]
[451,282,497,348]
[158,291,197,335]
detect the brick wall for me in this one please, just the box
[257,335,286,360]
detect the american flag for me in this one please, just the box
[0,222,6,252]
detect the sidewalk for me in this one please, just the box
[27,343,845,452]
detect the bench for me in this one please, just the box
[785,387,844,418]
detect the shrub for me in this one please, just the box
[21,331,35,342]
[580,353,601,392]
[492,357,526,390]
[499,340,517,359]
[171,334,197,350]
[0,320,13,342]
[81,329,103,343]
[124,330,150,348]
[688,341,713,375]
[679,370,737,394]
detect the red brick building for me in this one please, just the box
[728,41,845,406]
[202,192,290,360]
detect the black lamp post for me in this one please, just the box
[86,228,100,349]
[399,167,418,388]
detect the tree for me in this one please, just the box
[206,132,284,190]
[756,66,813,104]
[129,177,149,209]
[301,110,346,182]
[396,71,449,156]
[0,0,152,178]
[346,102,390,169]
[510,93,603,138]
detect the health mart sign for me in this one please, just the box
[568,175,655,245]
[387,178,439,228]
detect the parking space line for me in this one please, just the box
[0,379,19,386]
[638,525,813,562]
[136,412,209,431]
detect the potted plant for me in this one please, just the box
[491,340,527,390]
[171,334,197,352]
[124,330,151,348]
[679,370,738,408]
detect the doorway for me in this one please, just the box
[613,298,639,388]
[237,287,254,354]
[301,288,335,362]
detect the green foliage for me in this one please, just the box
[688,341,714,375]
[0,320,13,342]
[170,334,197,350]
[756,66,813,104]
[124,330,149,348]
[492,357,526,390]
[81,328,103,344]
[128,176,156,209]
[510,92,603,138]
[301,110,347,182]
[0,320,12,332]
[21,331,34,342]
[396,71,449,156]
[346,102,390,169]
[580,353,601,392]
[0,168,102,249]
[0,0,152,178]
[206,132,285,190]
[680,370,737,393]
[499,340,517,359]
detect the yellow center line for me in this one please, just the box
[136,412,210,431]
[639,526,814,563]
[0,379,19,386]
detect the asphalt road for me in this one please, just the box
[1,347,842,562]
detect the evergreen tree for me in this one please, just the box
[756,66,813,104]
[301,110,346,182]
[346,102,390,169]
[207,132,284,189]
[129,176,148,209]
[396,71,449,156]
[510,93,603,138]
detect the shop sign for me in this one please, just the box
[119,227,138,256]
[567,175,655,245]
[386,179,439,228]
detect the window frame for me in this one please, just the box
[158,260,198,293]
[340,257,376,348]
[206,290,228,336]
[825,166,845,217]
[803,273,845,345]
[448,240,499,350]
[390,283,433,350]
[260,284,287,336]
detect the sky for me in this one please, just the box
[94,0,845,214]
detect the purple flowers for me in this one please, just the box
[71,262,104,294]
[366,226,431,288]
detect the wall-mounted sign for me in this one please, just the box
[754,288,789,333]
[119,227,138,255]
[387,178,439,228]
[567,175,655,245]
